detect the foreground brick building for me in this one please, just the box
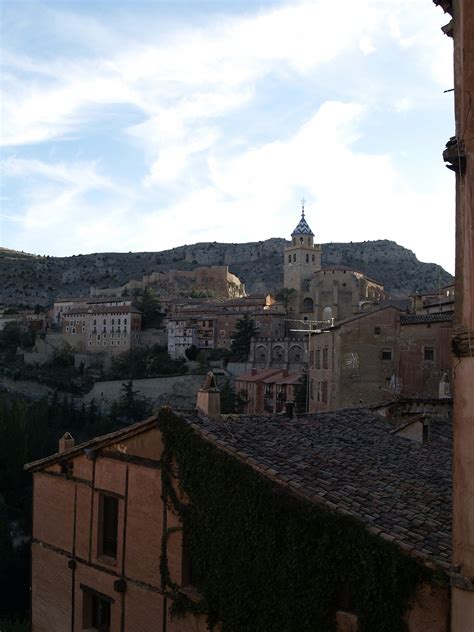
[27,400,452,632]
[433,0,474,628]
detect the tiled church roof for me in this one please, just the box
[291,208,314,236]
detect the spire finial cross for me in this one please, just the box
[301,197,305,217]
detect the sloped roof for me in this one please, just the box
[24,416,157,472]
[181,408,452,570]
[291,210,314,237]
[400,312,454,325]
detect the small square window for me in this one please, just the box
[381,348,392,361]
[374,326,381,335]
[424,346,435,361]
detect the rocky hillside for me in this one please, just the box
[0,239,453,307]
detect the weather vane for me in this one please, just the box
[301,197,306,216]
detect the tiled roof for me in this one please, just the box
[64,305,142,316]
[400,313,454,325]
[24,416,158,471]
[291,211,314,236]
[236,369,283,383]
[183,409,452,570]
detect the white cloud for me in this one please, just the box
[0,0,455,274]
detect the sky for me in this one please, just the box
[0,0,455,273]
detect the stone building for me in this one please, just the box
[249,336,307,370]
[167,318,199,359]
[283,206,385,322]
[26,404,452,632]
[399,312,453,399]
[166,295,286,356]
[283,204,322,301]
[308,306,454,412]
[62,304,142,356]
[309,306,401,412]
[90,265,245,302]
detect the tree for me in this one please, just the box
[219,379,245,414]
[185,345,199,361]
[110,381,151,424]
[230,315,257,361]
[135,287,164,328]
[275,287,297,309]
[0,322,22,354]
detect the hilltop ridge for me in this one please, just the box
[0,238,453,307]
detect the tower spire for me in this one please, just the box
[301,197,305,218]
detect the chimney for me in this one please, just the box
[196,371,221,419]
[59,432,75,453]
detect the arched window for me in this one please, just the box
[303,297,314,311]
[293,253,296,262]
[288,254,291,263]
[306,254,309,263]
[322,306,333,320]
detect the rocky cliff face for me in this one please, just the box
[0,239,453,307]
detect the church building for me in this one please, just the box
[283,205,385,323]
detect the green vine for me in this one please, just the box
[157,408,443,632]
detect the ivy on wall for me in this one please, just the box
[158,409,442,632]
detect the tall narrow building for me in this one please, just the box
[283,204,322,294]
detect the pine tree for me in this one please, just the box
[230,315,257,361]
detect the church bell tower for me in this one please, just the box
[284,203,321,293]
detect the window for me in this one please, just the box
[312,254,315,262]
[374,326,381,335]
[424,346,435,361]
[306,254,309,263]
[288,255,291,263]
[315,349,321,369]
[321,381,328,404]
[382,348,392,361]
[99,494,118,559]
[82,587,112,632]
[293,253,296,262]
[322,347,328,369]
[322,306,333,321]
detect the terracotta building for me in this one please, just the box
[433,0,474,628]
[26,402,452,631]
[235,368,304,414]
[25,418,210,632]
